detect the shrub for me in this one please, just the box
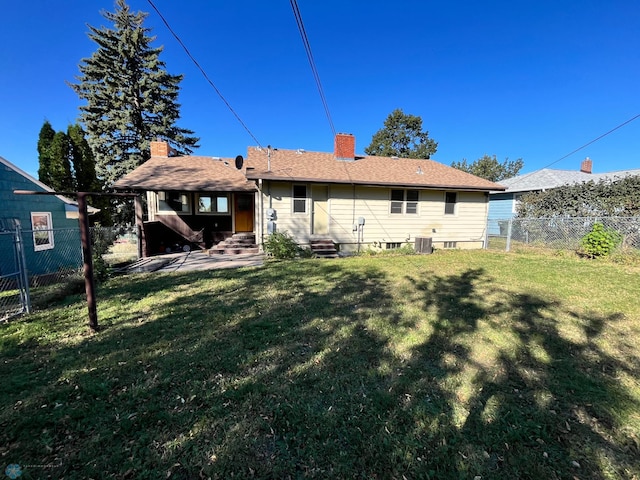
[91,227,115,280]
[31,274,86,309]
[579,223,622,258]
[356,244,416,257]
[263,231,303,259]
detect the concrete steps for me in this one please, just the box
[208,233,259,255]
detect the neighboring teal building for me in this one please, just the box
[0,155,83,276]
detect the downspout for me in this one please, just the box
[258,178,264,248]
[483,191,489,249]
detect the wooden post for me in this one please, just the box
[134,194,145,258]
[13,189,137,332]
[78,193,98,331]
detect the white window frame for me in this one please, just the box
[513,193,524,214]
[390,189,419,215]
[157,191,191,215]
[196,193,230,215]
[31,212,54,251]
[293,184,307,214]
[444,192,457,215]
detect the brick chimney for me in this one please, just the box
[150,140,172,157]
[334,133,355,160]
[580,157,593,174]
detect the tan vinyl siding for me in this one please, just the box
[261,181,311,241]
[417,191,488,248]
[259,181,489,250]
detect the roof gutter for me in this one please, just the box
[244,173,504,192]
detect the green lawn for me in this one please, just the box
[1,251,639,479]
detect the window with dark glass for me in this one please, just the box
[390,189,419,214]
[293,185,307,213]
[390,189,404,214]
[406,190,419,214]
[158,191,190,213]
[445,192,457,215]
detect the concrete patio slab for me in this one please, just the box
[118,251,265,273]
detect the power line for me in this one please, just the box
[506,112,640,187]
[289,0,336,137]
[543,113,640,170]
[146,0,263,148]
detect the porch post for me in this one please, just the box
[134,194,146,258]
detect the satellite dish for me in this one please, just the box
[235,155,244,170]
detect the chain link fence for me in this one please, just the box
[0,228,30,321]
[1,225,138,321]
[487,217,640,252]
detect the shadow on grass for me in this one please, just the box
[1,259,638,479]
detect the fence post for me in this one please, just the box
[15,225,31,314]
[506,219,513,252]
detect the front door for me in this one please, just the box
[234,194,254,232]
[312,185,329,235]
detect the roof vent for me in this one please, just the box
[296,149,306,154]
[416,166,423,175]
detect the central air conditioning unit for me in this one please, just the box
[414,236,433,254]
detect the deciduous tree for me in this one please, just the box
[365,109,437,159]
[451,155,523,182]
[517,176,640,218]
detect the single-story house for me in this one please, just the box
[0,155,86,276]
[115,135,505,256]
[488,158,640,233]
[113,141,257,255]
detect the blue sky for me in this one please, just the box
[1,0,638,179]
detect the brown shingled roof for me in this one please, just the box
[113,155,256,192]
[245,147,505,191]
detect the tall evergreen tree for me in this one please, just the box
[67,123,112,225]
[47,131,74,192]
[68,123,100,192]
[70,0,199,186]
[37,120,56,186]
